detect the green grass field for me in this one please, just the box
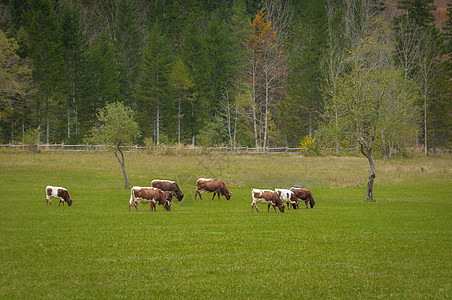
[0,151,451,299]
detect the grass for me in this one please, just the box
[0,151,451,298]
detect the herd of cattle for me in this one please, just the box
[45,178,315,213]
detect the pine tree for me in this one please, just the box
[60,1,90,143]
[282,1,328,146]
[136,22,174,144]
[81,32,120,137]
[181,11,209,145]
[113,0,143,106]
[169,58,194,144]
[22,0,66,144]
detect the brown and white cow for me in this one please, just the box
[194,178,232,201]
[46,186,73,207]
[251,189,285,213]
[129,186,172,212]
[290,187,315,209]
[275,188,298,210]
[151,179,184,201]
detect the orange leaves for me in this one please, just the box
[245,8,278,57]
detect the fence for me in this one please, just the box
[0,143,363,154]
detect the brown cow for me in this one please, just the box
[290,187,315,209]
[251,189,285,213]
[46,186,73,206]
[194,178,232,201]
[151,179,184,201]
[129,186,172,212]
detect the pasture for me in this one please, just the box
[0,151,451,299]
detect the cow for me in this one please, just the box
[251,189,285,213]
[129,186,172,212]
[46,186,73,207]
[151,179,184,201]
[194,178,232,201]
[275,188,298,210]
[290,187,316,209]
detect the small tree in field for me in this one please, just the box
[322,19,419,201]
[94,102,141,188]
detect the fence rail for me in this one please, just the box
[0,143,362,154]
[1,143,449,155]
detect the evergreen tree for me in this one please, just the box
[113,0,143,106]
[282,0,328,146]
[60,1,90,143]
[136,22,174,144]
[181,11,209,145]
[169,58,194,144]
[22,0,66,144]
[396,0,435,28]
[81,32,120,137]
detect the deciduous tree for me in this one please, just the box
[93,102,141,189]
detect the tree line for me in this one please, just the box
[0,0,450,155]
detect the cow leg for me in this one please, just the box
[254,204,259,213]
[194,190,203,201]
[211,193,216,200]
[267,204,271,212]
[134,202,139,212]
[217,191,221,201]
[305,200,309,209]
[46,197,51,206]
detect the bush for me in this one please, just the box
[299,135,320,156]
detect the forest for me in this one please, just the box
[0,0,450,154]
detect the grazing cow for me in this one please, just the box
[129,187,172,212]
[194,178,232,201]
[290,187,315,209]
[46,186,73,207]
[275,188,298,210]
[251,189,285,213]
[151,179,184,201]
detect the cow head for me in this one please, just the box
[309,197,316,208]
[275,193,284,212]
[224,192,232,200]
[163,191,172,211]
[64,191,73,207]
[175,192,184,202]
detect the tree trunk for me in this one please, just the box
[359,137,376,202]
[156,105,160,144]
[67,97,71,140]
[263,79,269,149]
[366,156,376,202]
[46,97,49,145]
[424,99,428,156]
[177,96,181,144]
[115,145,130,189]
[381,133,387,160]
